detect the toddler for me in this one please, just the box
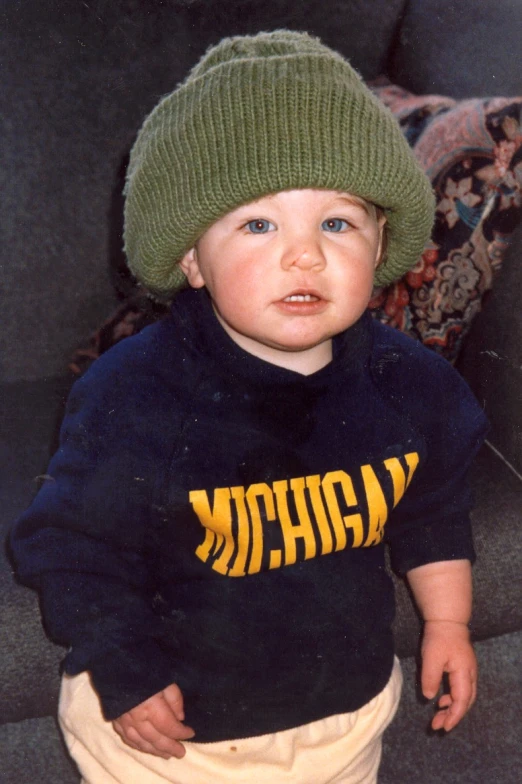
[11,30,488,784]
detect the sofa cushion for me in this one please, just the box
[369,82,522,361]
[1,376,74,723]
[391,0,522,98]
[184,0,408,82]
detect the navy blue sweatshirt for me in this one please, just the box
[11,287,488,742]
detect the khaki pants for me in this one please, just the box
[59,658,402,784]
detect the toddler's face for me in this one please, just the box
[180,189,386,375]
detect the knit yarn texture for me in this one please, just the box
[124,30,435,297]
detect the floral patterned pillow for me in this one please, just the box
[70,82,522,375]
[368,80,522,361]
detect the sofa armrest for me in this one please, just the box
[458,225,522,474]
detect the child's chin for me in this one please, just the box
[273,337,333,355]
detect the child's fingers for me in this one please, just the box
[420,650,444,700]
[118,722,175,759]
[465,666,478,712]
[112,685,195,760]
[431,668,475,732]
[114,719,187,759]
[162,683,186,722]
[131,717,191,758]
[437,693,453,709]
[145,696,195,742]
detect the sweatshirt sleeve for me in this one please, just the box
[375,335,489,576]
[10,341,180,719]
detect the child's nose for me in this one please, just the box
[280,236,326,272]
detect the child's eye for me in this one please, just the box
[322,218,350,232]
[245,219,275,234]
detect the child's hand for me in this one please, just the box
[112,683,195,759]
[420,619,477,732]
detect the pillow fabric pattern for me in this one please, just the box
[369,81,522,361]
[70,82,522,374]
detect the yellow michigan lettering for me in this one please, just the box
[190,451,421,574]
[306,475,334,555]
[273,479,315,566]
[190,487,233,575]
[245,483,275,575]
[361,464,388,546]
[383,452,419,508]
[227,486,251,577]
[321,471,363,548]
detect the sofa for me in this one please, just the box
[1,1,521,782]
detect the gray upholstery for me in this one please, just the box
[2,1,521,782]
[459,223,522,473]
[391,0,522,98]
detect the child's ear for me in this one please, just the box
[374,214,388,269]
[179,247,206,289]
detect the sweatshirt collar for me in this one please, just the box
[170,287,373,386]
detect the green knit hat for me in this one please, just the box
[124,30,435,296]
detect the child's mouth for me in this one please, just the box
[283,294,320,303]
[277,291,327,314]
